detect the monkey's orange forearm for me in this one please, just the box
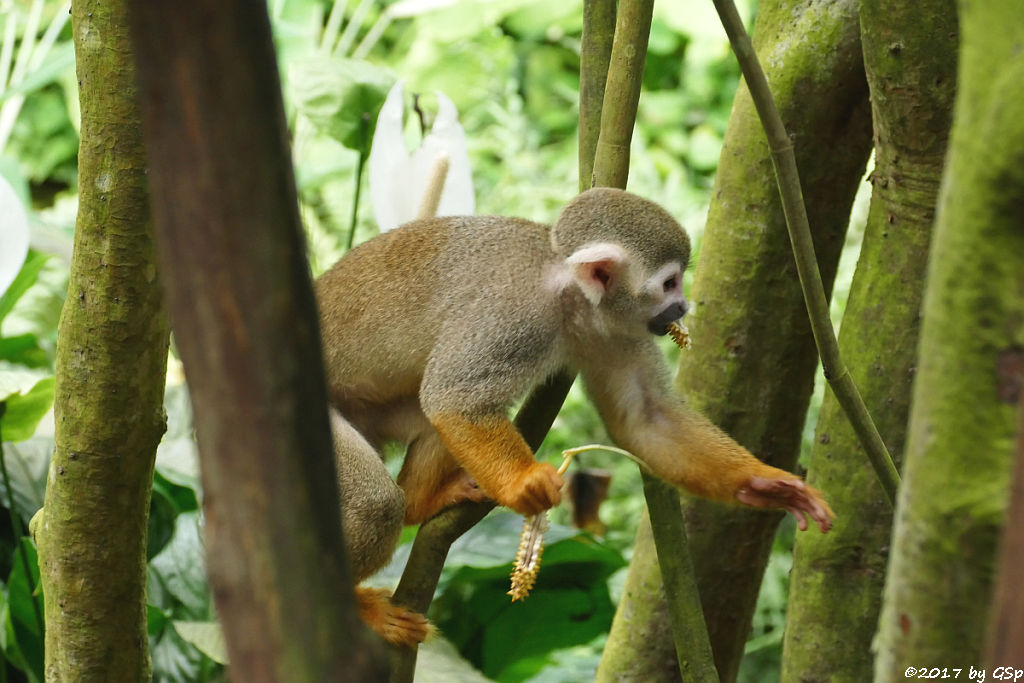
[431,413,562,515]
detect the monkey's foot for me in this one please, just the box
[737,476,835,533]
[356,587,435,647]
[404,471,491,524]
[445,470,491,506]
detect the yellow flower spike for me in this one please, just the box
[508,445,638,601]
[667,321,692,350]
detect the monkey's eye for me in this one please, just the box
[662,276,678,292]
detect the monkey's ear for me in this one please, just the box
[565,243,627,305]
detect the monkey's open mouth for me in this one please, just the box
[647,304,687,336]
[648,321,674,336]
[648,301,687,336]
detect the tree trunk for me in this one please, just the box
[598,516,680,681]
[780,2,957,680]
[599,1,872,680]
[33,0,170,679]
[874,0,1024,676]
[127,2,387,681]
[986,400,1024,664]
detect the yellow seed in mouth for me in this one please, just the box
[668,322,691,350]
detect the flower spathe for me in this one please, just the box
[368,80,475,232]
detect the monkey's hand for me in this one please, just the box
[432,413,564,516]
[736,476,834,533]
[500,462,563,516]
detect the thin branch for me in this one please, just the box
[387,3,624,675]
[590,0,652,188]
[710,0,900,503]
[579,0,615,191]
[641,474,719,682]
[591,0,719,678]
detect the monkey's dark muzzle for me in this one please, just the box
[648,301,688,336]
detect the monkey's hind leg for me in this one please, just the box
[397,429,490,525]
[331,409,405,578]
[355,587,435,647]
[330,409,435,645]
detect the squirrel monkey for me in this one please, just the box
[316,187,833,646]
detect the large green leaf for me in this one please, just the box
[428,513,625,682]
[3,539,44,683]
[0,333,48,368]
[0,251,48,326]
[148,513,220,682]
[289,56,394,152]
[172,621,228,665]
[148,512,211,620]
[0,43,75,105]
[150,609,216,683]
[0,436,50,520]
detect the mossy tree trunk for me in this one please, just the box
[127,2,387,680]
[874,0,1024,676]
[33,0,170,679]
[780,2,957,680]
[599,2,872,680]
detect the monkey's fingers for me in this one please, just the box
[504,463,563,516]
[737,476,834,533]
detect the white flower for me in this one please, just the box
[368,80,474,232]
[0,174,29,300]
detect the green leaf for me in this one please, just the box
[429,513,624,681]
[0,252,48,326]
[149,611,210,683]
[0,43,75,105]
[413,0,550,43]
[172,621,229,665]
[153,470,199,516]
[289,56,394,152]
[148,512,211,620]
[4,539,44,683]
[0,377,55,443]
[0,436,50,520]
[148,604,170,636]
[0,333,48,368]
[415,635,493,683]
[446,511,614,573]
[147,486,180,561]
[687,124,724,172]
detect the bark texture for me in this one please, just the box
[34,0,170,679]
[600,1,872,680]
[781,2,957,680]
[128,2,386,680]
[598,516,679,681]
[875,0,1024,676]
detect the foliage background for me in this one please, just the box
[0,0,867,680]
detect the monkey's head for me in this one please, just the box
[551,188,691,339]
